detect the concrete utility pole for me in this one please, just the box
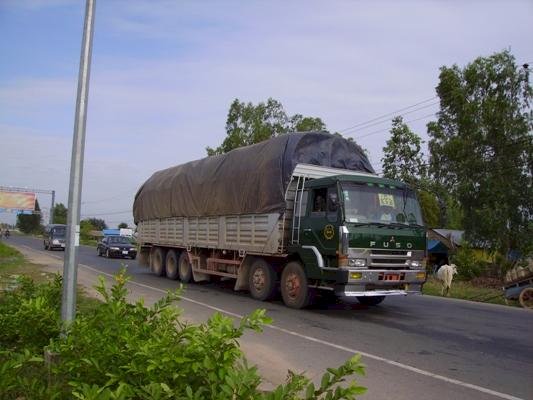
[62,0,96,324]
[50,190,55,224]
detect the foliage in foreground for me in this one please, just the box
[0,268,366,399]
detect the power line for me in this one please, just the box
[81,209,132,217]
[339,60,530,136]
[338,96,438,133]
[355,113,437,141]
[81,186,138,205]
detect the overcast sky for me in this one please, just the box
[1,0,531,227]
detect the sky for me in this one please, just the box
[0,0,532,227]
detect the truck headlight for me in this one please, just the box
[410,261,421,268]
[349,258,366,267]
[110,247,120,250]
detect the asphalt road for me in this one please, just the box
[8,234,533,400]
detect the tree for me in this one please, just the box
[118,222,128,229]
[207,98,328,155]
[428,50,533,258]
[417,189,440,228]
[53,203,67,225]
[84,218,107,231]
[288,114,327,132]
[381,116,426,184]
[380,117,442,226]
[16,199,43,234]
[80,219,96,241]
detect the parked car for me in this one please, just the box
[44,224,66,251]
[97,236,137,259]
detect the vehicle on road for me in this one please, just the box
[504,265,533,309]
[43,224,66,251]
[134,132,427,308]
[97,235,137,259]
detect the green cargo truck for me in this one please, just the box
[134,132,427,308]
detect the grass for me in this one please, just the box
[423,276,519,307]
[80,238,98,247]
[0,241,101,312]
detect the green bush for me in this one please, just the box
[0,268,367,399]
[451,246,484,280]
[0,274,62,353]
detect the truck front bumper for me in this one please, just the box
[339,286,423,297]
[334,268,426,297]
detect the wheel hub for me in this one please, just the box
[252,268,266,292]
[285,272,300,299]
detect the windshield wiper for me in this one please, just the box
[385,222,411,228]
[347,221,389,228]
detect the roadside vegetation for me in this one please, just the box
[422,245,521,307]
[0,242,367,399]
[422,277,517,307]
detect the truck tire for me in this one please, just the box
[178,252,193,283]
[165,250,179,280]
[281,261,311,309]
[356,296,385,306]
[44,241,48,250]
[151,247,166,276]
[248,259,276,301]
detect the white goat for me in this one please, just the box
[436,264,458,296]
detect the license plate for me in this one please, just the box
[384,273,400,281]
[122,250,128,255]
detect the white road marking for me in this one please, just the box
[21,244,525,400]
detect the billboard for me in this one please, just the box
[0,191,36,211]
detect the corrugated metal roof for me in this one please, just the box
[432,229,464,246]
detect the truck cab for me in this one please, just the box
[289,174,427,305]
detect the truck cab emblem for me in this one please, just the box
[323,224,335,240]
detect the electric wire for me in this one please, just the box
[338,96,438,133]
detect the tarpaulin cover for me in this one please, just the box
[133,132,374,223]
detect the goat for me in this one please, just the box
[435,264,458,296]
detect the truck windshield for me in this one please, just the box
[52,227,66,237]
[341,183,423,226]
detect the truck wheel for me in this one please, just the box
[519,287,533,309]
[151,247,166,276]
[165,250,179,280]
[357,296,385,306]
[44,241,48,250]
[178,252,193,283]
[106,249,111,258]
[97,247,101,256]
[281,261,311,309]
[248,259,276,301]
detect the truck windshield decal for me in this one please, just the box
[378,193,395,208]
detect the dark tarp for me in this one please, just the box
[133,132,374,223]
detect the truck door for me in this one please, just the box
[299,186,339,255]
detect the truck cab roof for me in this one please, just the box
[304,174,410,189]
